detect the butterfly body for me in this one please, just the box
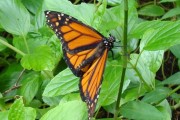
[45,10,115,119]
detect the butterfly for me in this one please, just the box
[45,10,115,119]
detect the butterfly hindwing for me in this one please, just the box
[79,49,108,118]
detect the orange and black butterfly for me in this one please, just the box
[45,10,115,119]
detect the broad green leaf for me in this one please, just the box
[8,97,36,120]
[170,44,180,59]
[158,100,172,119]
[44,0,95,26]
[142,87,171,104]
[8,97,25,120]
[99,60,122,106]
[43,68,79,97]
[131,21,165,38]
[24,107,36,120]
[42,96,62,106]
[140,21,180,50]
[13,36,47,55]
[40,100,87,120]
[160,72,180,85]
[156,106,171,120]
[21,45,55,71]
[0,111,8,120]
[138,5,165,16]
[120,101,164,120]
[22,0,43,14]
[128,54,155,89]
[0,0,30,36]
[122,85,146,102]
[18,72,40,104]
[139,50,164,73]
[60,93,81,103]
[162,7,180,19]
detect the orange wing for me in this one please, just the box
[79,49,108,118]
[45,11,104,76]
[45,10,115,120]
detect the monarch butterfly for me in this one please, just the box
[45,10,115,119]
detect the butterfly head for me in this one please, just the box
[104,35,115,50]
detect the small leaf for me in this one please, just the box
[40,100,87,120]
[138,5,165,16]
[43,68,79,97]
[142,87,170,104]
[22,0,43,14]
[8,97,24,120]
[160,72,180,85]
[170,44,180,59]
[0,0,30,36]
[21,46,55,71]
[129,54,155,89]
[140,21,180,50]
[8,97,36,120]
[18,72,40,104]
[120,101,164,120]
[162,7,180,19]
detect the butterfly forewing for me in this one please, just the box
[45,11,104,76]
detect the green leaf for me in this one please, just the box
[129,54,155,89]
[40,100,87,120]
[141,21,180,50]
[138,5,165,16]
[138,50,164,73]
[44,0,95,27]
[0,0,30,36]
[43,68,79,97]
[99,60,122,106]
[142,87,171,104]
[120,101,164,120]
[8,97,36,120]
[8,97,24,120]
[170,44,180,59]
[22,0,43,14]
[13,36,47,55]
[131,21,165,38]
[42,96,62,106]
[21,45,55,71]
[0,111,8,120]
[162,7,180,19]
[18,72,40,104]
[160,72,180,85]
[24,107,36,120]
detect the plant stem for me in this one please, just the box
[0,38,25,56]
[114,0,128,119]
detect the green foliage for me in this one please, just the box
[0,0,180,120]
